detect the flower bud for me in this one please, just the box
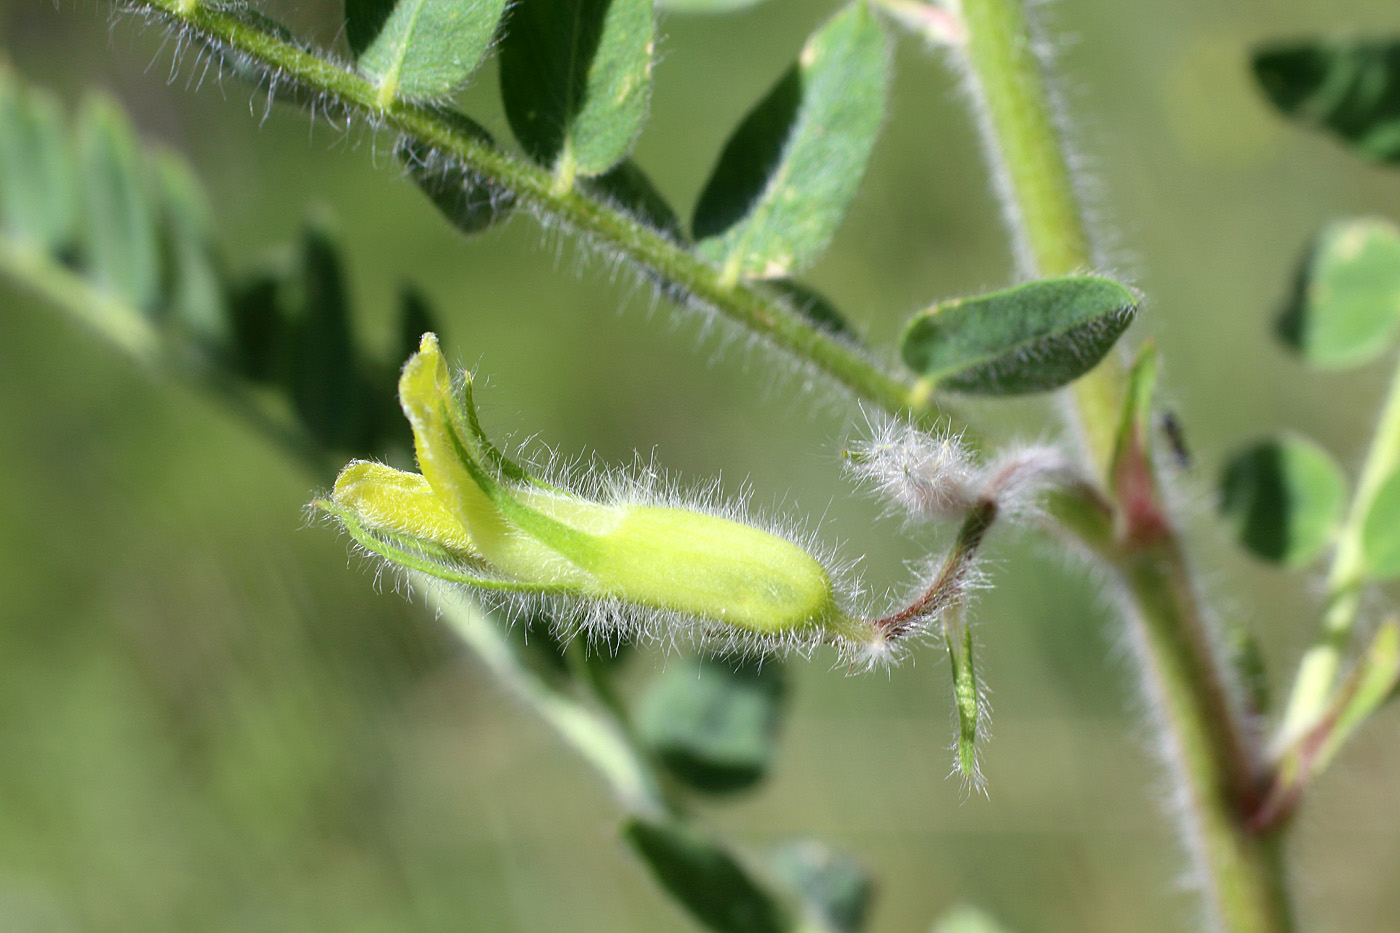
[318,334,857,642]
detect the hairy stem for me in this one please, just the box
[957,0,1121,472]
[954,0,1294,929]
[1280,352,1400,744]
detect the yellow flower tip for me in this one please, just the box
[331,459,476,556]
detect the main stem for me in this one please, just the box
[955,0,1294,930]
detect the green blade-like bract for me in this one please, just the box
[346,0,509,104]
[693,1,890,282]
[899,276,1138,395]
[499,0,655,180]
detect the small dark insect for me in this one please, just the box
[1159,410,1192,469]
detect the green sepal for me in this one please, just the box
[899,277,1138,395]
[637,655,787,794]
[693,1,890,282]
[499,0,655,180]
[1277,218,1400,369]
[623,816,790,933]
[767,839,872,933]
[1218,434,1347,567]
[1253,39,1400,165]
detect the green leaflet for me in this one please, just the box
[1218,434,1347,567]
[400,117,516,237]
[286,222,371,450]
[637,655,787,794]
[346,0,508,105]
[1361,470,1400,579]
[899,277,1138,395]
[1278,218,1400,369]
[1253,39,1400,164]
[767,840,872,933]
[77,95,162,316]
[499,0,655,181]
[623,817,790,933]
[153,149,228,354]
[0,76,74,251]
[693,1,890,282]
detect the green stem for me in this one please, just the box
[955,0,1294,930]
[957,0,1121,473]
[1280,353,1400,743]
[125,0,955,431]
[1116,543,1295,933]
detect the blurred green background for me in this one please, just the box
[3,0,1400,930]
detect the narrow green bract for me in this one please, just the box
[499,0,655,181]
[693,1,890,282]
[900,276,1138,395]
[347,0,508,105]
[320,333,846,638]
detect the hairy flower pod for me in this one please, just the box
[318,334,865,643]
